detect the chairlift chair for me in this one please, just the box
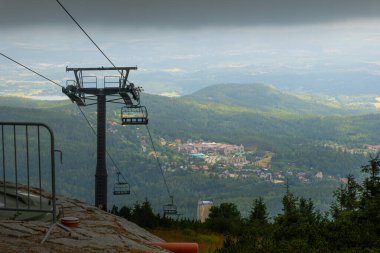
[113,172,130,195]
[163,196,178,216]
[121,105,148,125]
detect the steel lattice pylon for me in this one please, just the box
[63,66,147,211]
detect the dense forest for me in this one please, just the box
[111,158,380,252]
[0,83,379,217]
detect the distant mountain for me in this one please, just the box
[185,83,366,115]
[256,71,380,97]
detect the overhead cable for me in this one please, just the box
[0,52,64,88]
[54,0,173,199]
[55,0,119,71]
[0,52,135,196]
[76,105,137,197]
[145,125,172,197]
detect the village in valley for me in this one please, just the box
[108,122,380,185]
[147,137,350,184]
[152,137,380,184]
[107,121,380,184]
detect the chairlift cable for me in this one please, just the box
[54,0,174,200]
[3,0,178,215]
[0,52,64,88]
[0,52,136,197]
[55,0,124,77]
[3,0,179,212]
[145,125,172,198]
[76,105,137,197]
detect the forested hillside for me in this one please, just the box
[0,83,379,217]
[186,83,357,115]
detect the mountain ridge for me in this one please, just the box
[185,83,369,116]
[1,82,377,116]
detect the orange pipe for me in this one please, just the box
[149,242,198,253]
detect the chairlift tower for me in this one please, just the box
[62,66,148,211]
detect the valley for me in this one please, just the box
[0,83,379,218]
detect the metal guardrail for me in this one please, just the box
[0,122,57,223]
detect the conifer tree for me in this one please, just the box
[359,157,380,224]
[249,197,268,224]
[331,174,360,219]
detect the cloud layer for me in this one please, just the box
[1,0,380,28]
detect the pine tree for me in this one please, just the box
[359,157,380,225]
[331,174,360,219]
[206,202,242,235]
[249,197,268,224]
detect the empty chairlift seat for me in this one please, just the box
[113,172,130,195]
[121,106,148,125]
[163,196,178,216]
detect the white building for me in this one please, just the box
[197,200,213,223]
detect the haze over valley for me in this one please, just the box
[1,1,380,251]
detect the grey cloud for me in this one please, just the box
[1,0,380,28]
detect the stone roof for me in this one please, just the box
[0,195,168,253]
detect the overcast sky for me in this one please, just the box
[2,0,380,28]
[1,0,380,98]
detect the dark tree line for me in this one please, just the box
[111,157,380,252]
[217,157,380,252]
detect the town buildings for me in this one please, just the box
[177,142,244,155]
[177,141,248,167]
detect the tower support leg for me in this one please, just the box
[95,93,107,210]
